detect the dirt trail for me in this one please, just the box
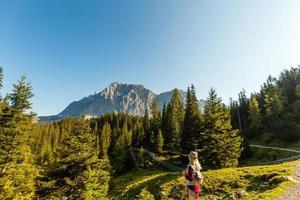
[277,162,300,200]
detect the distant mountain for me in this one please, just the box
[39,83,191,122]
[157,89,187,109]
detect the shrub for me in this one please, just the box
[135,188,155,200]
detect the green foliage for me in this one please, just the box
[164,89,184,153]
[230,66,300,154]
[99,122,111,159]
[0,162,39,199]
[240,147,298,165]
[36,117,111,199]
[83,159,110,200]
[149,98,161,151]
[181,85,201,155]
[248,95,262,138]
[135,188,155,200]
[118,119,132,148]
[8,76,34,112]
[0,75,39,199]
[155,129,164,153]
[263,76,283,120]
[201,88,242,169]
[142,108,150,148]
[295,83,300,97]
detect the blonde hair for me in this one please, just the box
[189,156,202,171]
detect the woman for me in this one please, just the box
[182,151,202,200]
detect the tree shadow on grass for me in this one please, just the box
[245,172,287,193]
[111,172,180,200]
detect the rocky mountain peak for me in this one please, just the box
[101,82,147,101]
[39,83,193,122]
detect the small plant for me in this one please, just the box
[135,188,155,200]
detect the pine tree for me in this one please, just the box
[38,124,54,164]
[172,88,185,122]
[9,76,34,113]
[118,119,132,148]
[201,88,242,169]
[83,158,110,200]
[261,76,285,139]
[164,89,184,153]
[248,95,262,138]
[238,89,250,134]
[229,98,242,131]
[110,119,133,174]
[142,108,150,148]
[181,85,201,155]
[161,103,168,138]
[55,117,110,199]
[131,123,143,147]
[155,129,164,153]
[149,98,161,150]
[0,76,39,199]
[99,122,111,159]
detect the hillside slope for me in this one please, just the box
[110,161,299,200]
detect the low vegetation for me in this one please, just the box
[240,147,299,166]
[250,138,300,151]
[110,161,298,200]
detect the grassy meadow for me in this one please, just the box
[109,160,299,200]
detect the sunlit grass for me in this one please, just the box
[110,160,299,200]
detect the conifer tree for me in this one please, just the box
[229,98,242,131]
[155,129,164,153]
[131,124,142,147]
[118,119,132,148]
[172,88,185,122]
[261,76,285,139]
[237,89,250,134]
[0,76,39,199]
[110,119,133,174]
[149,98,161,150]
[248,95,262,138]
[201,88,242,169]
[142,108,150,148]
[181,85,201,155]
[161,103,168,138]
[38,124,54,164]
[164,89,184,152]
[57,117,110,199]
[99,122,111,159]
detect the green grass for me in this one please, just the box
[109,169,178,199]
[250,138,300,151]
[240,147,299,165]
[109,160,299,200]
[198,161,297,200]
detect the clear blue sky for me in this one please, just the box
[1,0,300,116]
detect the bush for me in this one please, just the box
[135,188,155,200]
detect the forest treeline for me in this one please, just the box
[1,66,300,199]
[230,67,300,157]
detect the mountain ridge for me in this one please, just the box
[39,82,190,122]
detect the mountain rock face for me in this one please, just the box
[39,83,188,122]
